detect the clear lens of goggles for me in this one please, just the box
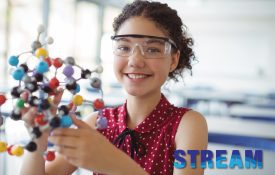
[111,34,177,59]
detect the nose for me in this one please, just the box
[127,44,145,68]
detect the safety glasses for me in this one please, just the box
[111,34,177,59]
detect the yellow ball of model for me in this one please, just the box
[0,141,8,152]
[11,145,24,156]
[72,95,83,106]
[35,48,48,58]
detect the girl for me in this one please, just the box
[21,1,208,175]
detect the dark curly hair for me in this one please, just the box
[113,0,195,81]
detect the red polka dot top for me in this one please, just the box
[96,94,190,175]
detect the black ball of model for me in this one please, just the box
[25,141,37,152]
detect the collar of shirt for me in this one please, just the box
[117,94,174,134]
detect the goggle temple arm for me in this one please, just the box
[111,34,178,49]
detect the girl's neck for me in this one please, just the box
[126,91,162,129]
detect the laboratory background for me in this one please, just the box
[0,0,275,174]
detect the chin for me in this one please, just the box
[124,87,147,97]
[126,89,143,97]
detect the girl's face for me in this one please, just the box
[113,16,179,97]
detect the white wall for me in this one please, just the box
[161,0,275,93]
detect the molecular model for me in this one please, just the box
[0,25,108,161]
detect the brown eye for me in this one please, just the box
[146,47,161,53]
[117,46,131,52]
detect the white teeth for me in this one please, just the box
[127,74,147,79]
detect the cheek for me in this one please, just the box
[151,61,171,78]
[113,57,126,78]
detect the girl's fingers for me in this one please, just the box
[20,106,30,115]
[50,128,80,137]
[53,88,64,105]
[71,115,91,129]
[22,107,37,127]
[51,88,64,114]
[54,145,78,157]
[64,156,78,164]
[49,135,78,148]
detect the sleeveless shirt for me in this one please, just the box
[96,94,190,175]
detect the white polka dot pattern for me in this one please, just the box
[96,94,190,175]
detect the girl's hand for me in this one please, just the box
[21,88,64,152]
[21,88,64,128]
[48,115,118,174]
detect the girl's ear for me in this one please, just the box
[170,50,180,72]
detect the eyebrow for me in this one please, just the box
[114,37,131,42]
[146,39,165,45]
[112,34,168,40]
[115,37,165,46]
[111,34,177,49]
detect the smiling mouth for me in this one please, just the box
[126,73,151,79]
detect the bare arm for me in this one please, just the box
[20,132,48,175]
[46,112,101,174]
[47,113,149,175]
[173,110,208,175]
[20,111,98,175]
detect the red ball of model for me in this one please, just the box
[35,113,48,126]
[49,77,60,89]
[93,98,104,110]
[44,57,52,67]
[0,94,6,105]
[52,58,63,68]
[7,145,14,155]
[45,151,55,161]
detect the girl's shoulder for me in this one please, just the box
[175,110,208,148]
[101,104,125,119]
